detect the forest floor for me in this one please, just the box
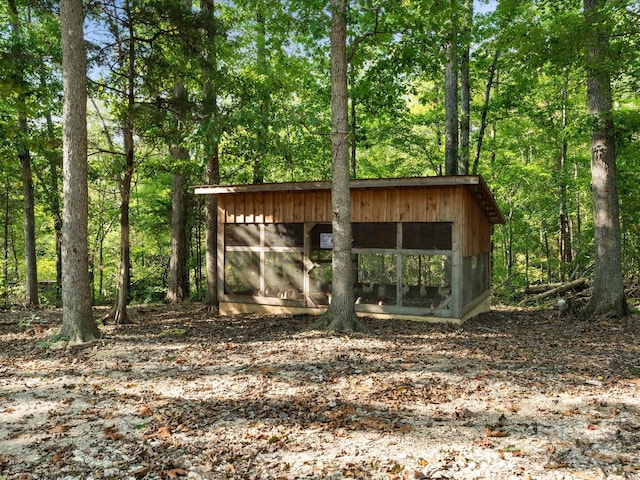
[0,304,639,480]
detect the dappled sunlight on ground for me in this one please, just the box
[1,304,639,479]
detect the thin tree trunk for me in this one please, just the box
[111,124,134,324]
[110,0,136,324]
[18,125,39,307]
[350,90,357,178]
[315,0,365,333]
[459,0,472,175]
[253,9,267,184]
[39,72,63,301]
[583,0,628,317]
[9,0,39,307]
[444,0,459,176]
[473,50,500,174]
[558,81,572,281]
[60,0,101,343]
[202,0,219,311]
[2,179,9,307]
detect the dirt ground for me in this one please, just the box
[1,304,639,480]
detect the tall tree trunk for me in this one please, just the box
[9,0,39,307]
[583,0,628,317]
[18,122,39,307]
[350,86,357,178]
[315,0,365,333]
[167,2,191,305]
[558,81,572,281]
[444,0,459,176]
[253,9,267,184]
[110,0,136,324]
[202,0,219,311]
[2,179,9,307]
[111,122,134,324]
[459,0,472,175]
[167,171,189,303]
[38,72,63,301]
[60,0,101,343]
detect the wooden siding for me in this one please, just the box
[219,187,471,225]
[218,184,494,256]
[461,188,492,256]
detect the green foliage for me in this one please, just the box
[2,0,639,307]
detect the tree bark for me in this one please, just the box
[9,0,39,307]
[459,0,472,175]
[60,0,101,343]
[315,0,365,333]
[167,21,191,304]
[167,171,189,303]
[583,0,628,317]
[473,50,500,175]
[253,8,267,184]
[109,0,136,324]
[201,0,219,311]
[444,0,459,176]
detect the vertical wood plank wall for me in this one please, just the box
[218,186,494,260]
[219,186,478,226]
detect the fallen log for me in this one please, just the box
[524,282,565,294]
[521,277,588,304]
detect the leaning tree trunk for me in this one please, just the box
[60,0,101,343]
[315,0,365,333]
[583,0,628,317]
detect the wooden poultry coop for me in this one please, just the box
[195,175,505,324]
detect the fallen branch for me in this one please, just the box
[521,278,588,305]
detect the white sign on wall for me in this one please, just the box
[320,233,333,249]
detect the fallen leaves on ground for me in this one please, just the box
[1,304,639,479]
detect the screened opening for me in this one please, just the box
[400,254,452,309]
[355,253,397,305]
[402,223,452,250]
[225,224,260,246]
[264,251,304,299]
[264,224,304,247]
[463,253,489,306]
[353,223,396,248]
[224,251,260,295]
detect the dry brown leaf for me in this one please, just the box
[484,426,509,437]
[138,405,153,417]
[164,468,188,478]
[133,467,151,479]
[104,426,125,440]
[475,438,494,449]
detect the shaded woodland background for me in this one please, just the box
[2,0,640,309]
